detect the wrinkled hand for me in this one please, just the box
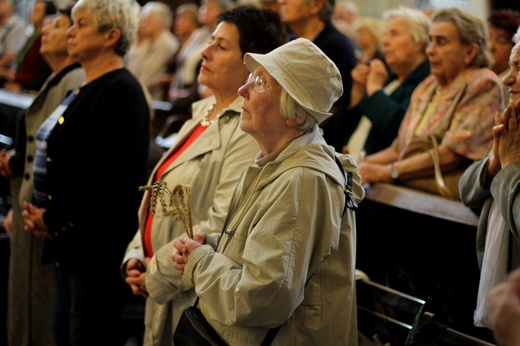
[351,62,369,85]
[3,81,22,93]
[3,208,13,233]
[488,268,520,346]
[0,149,14,177]
[125,257,150,297]
[21,201,49,238]
[366,59,388,96]
[497,100,520,169]
[172,232,206,272]
[358,161,393,184]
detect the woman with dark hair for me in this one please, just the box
[121,6,288,345]
[1,0,57,93]
[0,3,85,345]
[487,8,520,103]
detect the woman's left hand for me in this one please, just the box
[172,233,206,272]
[358,161,394,184]
[21,201,49,238]
[366,59,388,96]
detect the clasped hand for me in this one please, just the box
[21,201,49,238]
[490,99,520,174]
[172,232,207,272]
[125,257,150,297]
[0,149,14,177]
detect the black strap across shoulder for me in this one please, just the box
[334,156,358,213]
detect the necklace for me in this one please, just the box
[435,85,447,96]
[200,103,216,127]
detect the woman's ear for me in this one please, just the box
[105,27,121,47]
[464,42,479,65]
[286,117,303,127]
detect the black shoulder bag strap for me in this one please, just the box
[334,156,358,213]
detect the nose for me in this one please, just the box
[66,24,75,36]
[238,81,251,99]
[425,41,434,56]
[200,42,213,61]
[502,70,515,87]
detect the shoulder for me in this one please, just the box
[192,96,216,116]
[102,69,143,90]
[465,68,500,84]
[414,74,437,92]
[159,31,179,49]
[406,59,430,82]
[60,67,86,86]
[315,23,356,55]
[463,68,502,96]
[8,15,26,30]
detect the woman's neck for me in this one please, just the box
[394,54,426,82]
[289,18,325,42]
[45,54,77,74]
[82,54,124,84]
[207,91,238,122]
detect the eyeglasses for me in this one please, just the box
[247,73,268,93]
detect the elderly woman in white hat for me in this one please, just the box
[172,38,364,345]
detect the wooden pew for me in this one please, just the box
[355,182,493,342]
[363,182,478,227]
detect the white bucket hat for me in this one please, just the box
[243,38,343,123]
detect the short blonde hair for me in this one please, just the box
[383,6,430,51]
[72,0,141,57]
[356,17,384,48]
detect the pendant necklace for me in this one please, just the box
[200,103,216,127]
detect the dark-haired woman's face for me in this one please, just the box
[198,21,249,96]
[40,14,72,59]
[489,25,514,75]
[31,1,48,26]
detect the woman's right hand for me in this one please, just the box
[0,149,14,177]
[351,62,369,85]
[3,209,13,233]
[366,59,388,96]
[125,258,149,297]
[350,62,370,108]
[172,233,206,272]
[21,201,49,238]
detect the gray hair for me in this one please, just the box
[355,17,384,49]
[514,26,520,44]
[72,0,141,57]
[432,8,493,68]
[279,89,318,132]
[142,2,173,31]
[307,0,334,23]
[176,3,200,25]
[383,6,430,51]
[211,0,236,12]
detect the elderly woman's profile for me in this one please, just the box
[173,38,364,345]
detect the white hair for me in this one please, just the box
[142,1,173,30]
[514,26,520,44]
